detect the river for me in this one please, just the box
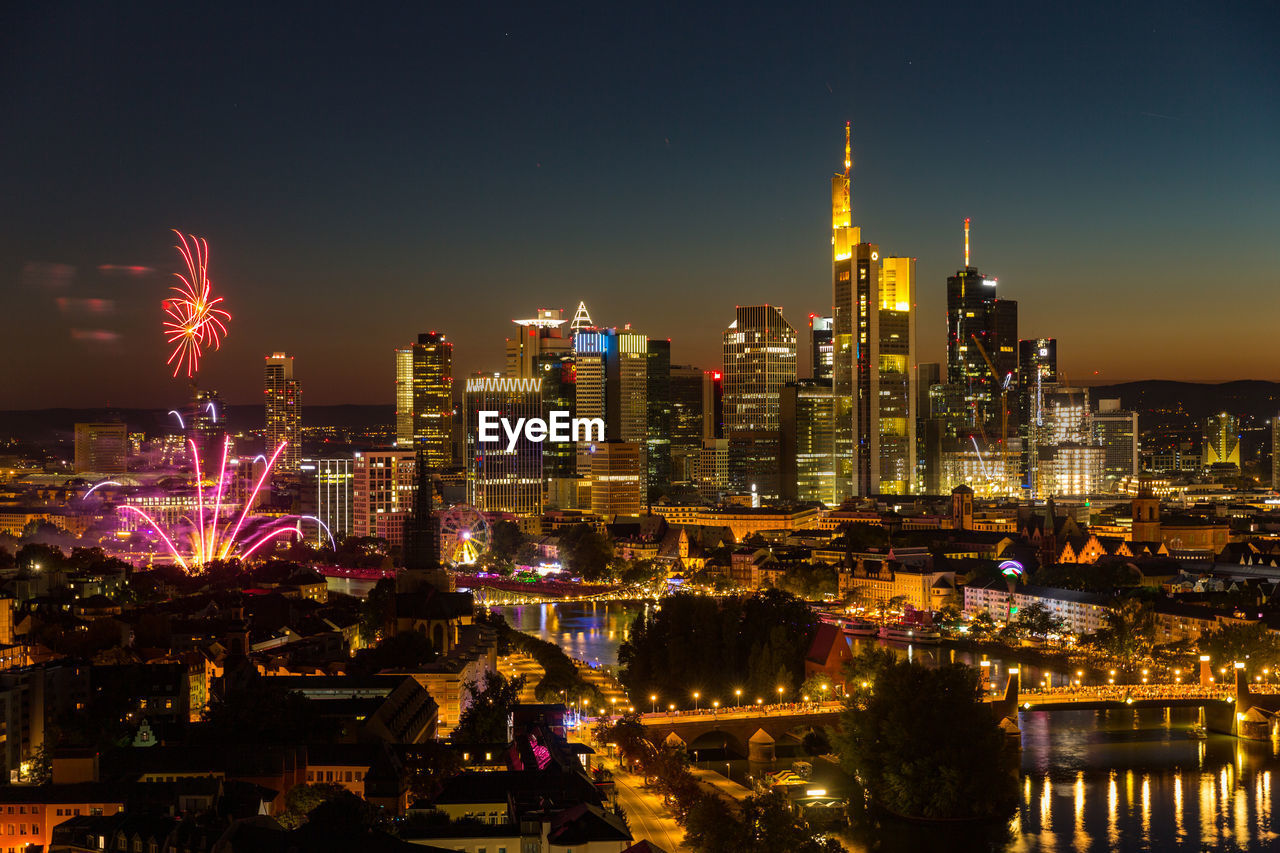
[496,600,1280,851]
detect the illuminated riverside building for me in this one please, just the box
[264,352,302,473]
[830,124,916,497]
[781,379,836,504]
[945,219,1017,431]
[1203,413,1241,469]
[589,440,642,518]
[301,457,354,545]
[573,328,648,492]
[464,376,543,516]
[722,305,796,433]
[352,449,416,542]
[74,422,127,475]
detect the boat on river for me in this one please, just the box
[879,623,942,644]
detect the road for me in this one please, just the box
[604,756,686,851]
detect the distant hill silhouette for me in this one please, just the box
[1090,380,1280,424]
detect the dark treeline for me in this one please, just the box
[617,590,818,707]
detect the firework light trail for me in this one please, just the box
[163,231,230,378]
[109,437,314,573]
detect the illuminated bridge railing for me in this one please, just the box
[586,701,844,724]
[1013,684,1240,705]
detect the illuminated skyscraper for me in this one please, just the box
[590,440,642,518]
[404,332,453,468]
[722,305,797,433]
[809,315,833,381]
[300,456,354,545]
[395,346,414,447]
[74,422,127,474]
[781,379,836,504]
[1203,413,1241,469]
[465,376,544,516]
[573,328,648,489]
[264,352,301,473]
[646,339,673,492]
[946,219,1017,431]
[830,124,916,497]
[669,364,705,483]
[1094,398,1139,487]
[352,448,416,545]
[505,308,576,504]
[506,308,573,377]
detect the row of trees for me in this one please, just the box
[595,715,840,852]
[480,612,604,705]
[617,590,819,707]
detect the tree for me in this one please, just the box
[348,630,436,676]
[1199,622,1280,672]
[279,783,351,829]
[1094,597,1155,661]
[451,671,526,744]
[358,577,396,643]
[1016,601,1066,638]
[489,521,525,562]
[683,795,747,852]
[969,610,997,637]
[801,728,832,756]
[559,524,614,580]
[835,659,1018,820]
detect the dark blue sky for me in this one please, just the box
[2,1,1277,408]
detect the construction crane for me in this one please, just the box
[969,333,1013,493]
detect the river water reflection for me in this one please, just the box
[499,601,1280,851]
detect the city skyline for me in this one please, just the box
[4,1,1279,409]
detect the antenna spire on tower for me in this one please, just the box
[844,121,851,178]
[570,301,593,333]
[964,217,971,267]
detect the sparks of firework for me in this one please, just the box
[163,231,230,378]
[110,437,331,573]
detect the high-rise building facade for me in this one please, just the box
[809,315,833,381]
[1094,398,1139,488]
[352,448,416,543]
[573,328,648,486]
[669,365,705,483]
[781,379,836,504]
[264,352,302,473]
[74,422,127,474]
[945,219,1017,432]
[395,346,414,447]
[1203,413,1241,469]
[646,338,673,493]
[722,305,797,433]
[410,332,453,468]
[506,309,573,378]
[589,440,642,518]
[830,125,916,497]
[464,376,544,516]
[300,456,354,545]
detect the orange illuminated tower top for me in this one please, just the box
[964,217,971,268]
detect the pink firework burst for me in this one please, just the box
[163,231,230,378]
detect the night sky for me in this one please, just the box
[3,1,1278,409]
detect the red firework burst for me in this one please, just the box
[163,231,230,378]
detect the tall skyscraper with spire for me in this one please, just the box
[831,123,917,497]
[946,219,1018,432]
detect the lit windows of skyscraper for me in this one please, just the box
[946,220,1017,432]
[352,448,416,545]
[395,346,414,447]
[573,327,648,489]
[722,305,797,433]
[809,315,833,381]
[669,364,705,483]
[300,456,354,545]
[781,379,836,504]
[507,309,572,377]
[830,125,916,497]
[1203,413,1241,470]
[646,338,673,492]
[589,440,642,518]
[1094,398,1139,487]
[74,422,127,475]
[264,352,301,473]
[464,376,544,516]
[410,332,453,468]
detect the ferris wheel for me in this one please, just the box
[439,505,491,565]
